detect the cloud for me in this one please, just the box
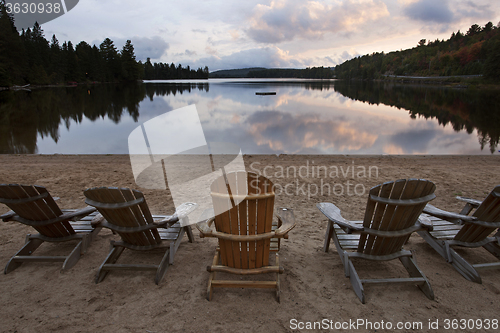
[403,0,454,23]
[455,1,493,20]
[243,111,378,154]
[336,51,360,64]
[387,128,438,153]
[131,36,170,61]
[246,0,389,43]
[187,46,302,71]
[173,49,198,58]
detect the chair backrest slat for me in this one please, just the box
[0,184,75,238]
[237,172,250,269]
[358,179,436,256]
[388,179,436,253]
[211,171,275,269]
[21,185,74,238]
[359,181,400,253]
[211,175,233,266]
[226,172,242,269]
[370,180,408,255]
[84,187,161,247]
[247,173,258,269]
[455,185,500,243]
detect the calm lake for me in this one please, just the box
[0,79,498,155]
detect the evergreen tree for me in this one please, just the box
[48,34,63,83]
[144,58,154,79]
[63,41,79,81]
[0,0,26,85]
[76,41,99,81]
[121,40,139,81]
[99,38,121,81]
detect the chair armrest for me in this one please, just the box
[3,206,97,226]
[91,213,105,227]
[423,204,476,224]
[316,203,363,233]
[456,196,482,208]
[63,206,97,221]
[153,202,197,227]
[275,208,297,238]
[418,214,433,231]
[0,210,16,221]
[196,217,216,238]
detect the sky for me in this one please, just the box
[36,0,500,71]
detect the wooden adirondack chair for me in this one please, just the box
[83,187,196,284]
[0,184,102,273]
[418,185,500,283]
[196,171,296,302]
[318,179,436,304]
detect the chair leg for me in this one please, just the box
[95,244,125,283]
[418,230,481,282]
[417,230,449,260]
[323,221,334,252]
[400,255,434,300]
[85,226,103,251]
[61,241,83,271]
[170,228,186,265]
[276,253,280,303]
[346,259,365,304]
[207,251,219,301]
[4,237,43,274]
[448,249,482,283]
[80,234,89,254]
[155,248,171,285]
[185,226,194,243]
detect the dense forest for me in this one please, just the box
[0,1,208,87]
[335,22,500,81]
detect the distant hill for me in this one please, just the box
[209,68,266,78]
[210,67,335,79]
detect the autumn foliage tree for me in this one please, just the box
[335,22,500,80]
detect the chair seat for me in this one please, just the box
[423,214,463,240]
[333,221,363,250]
[157,221,182,242]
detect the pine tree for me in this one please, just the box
[121,40,138,81]
[144,58,154,79]
[99,38,121,81]
[0,0,26,85]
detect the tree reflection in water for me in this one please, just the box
[332,81,499,154]
[0,80,497,154]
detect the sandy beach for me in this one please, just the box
[0,154,499,333]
